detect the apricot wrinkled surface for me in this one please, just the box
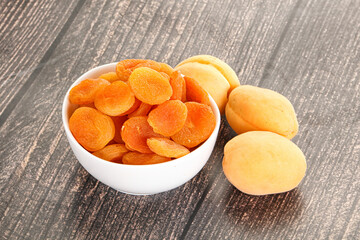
[69,107,115,152]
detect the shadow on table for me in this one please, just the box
[224,186,304,230]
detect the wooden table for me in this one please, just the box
[1,0,359,239]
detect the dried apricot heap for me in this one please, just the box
[68,58,217,165]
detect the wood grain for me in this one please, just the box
[0,0,83,123]
[0,0,359,239]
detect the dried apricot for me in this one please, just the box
[128,67,173,105]
[148,100,187,136]
[111,116,127,143]
[99,72,120,83]
[121,116,163,153]
[69,79,110,105]
[122,152,171,165]
[160,72,170,80]
[69,107,115,152]
[116,59,161,81]
[94,81,135,116]
[119,98,141,116]
[80,102,96,108]
[92,144,128,163]
[169,71,186,101]
[184,76,210,105]
[147,138,190,158]
[128,102,152,118]
[171,102,215,148]
[159,63,174,76]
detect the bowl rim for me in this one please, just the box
[62,62,221,168]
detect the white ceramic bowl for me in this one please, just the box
[62,62,221,195]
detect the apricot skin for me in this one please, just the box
[128,67,173,105]
[225,85,298,139]
[171,102,216,148]
[69,78,110,105]
[222,131,306,196]
[175,55,240,92]
[147,100,187,137]
[175,62,229,114]
[69,107,115,152]
[122,152,171,165]
[94,81,135,116]
[147,137,190,158]
[92,144,128,163]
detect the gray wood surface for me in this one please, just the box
[0,0,359,239]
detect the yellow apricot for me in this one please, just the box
[226,85,298,139]
[175,62,229,114]
[176,55,240,92]
[222,131,306,196]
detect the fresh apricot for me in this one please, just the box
[184,76,210,105]
[94,81,135,116]
[223,131,306,195]
[176,55,240,92]
[226,85,298,139]
[98,72,120,83]
[121,116,164,153]
[148,100,187,137]
[128,67,173,105]
[116,59,161,81]
[169,71,186,101]
[69,107,115,152]
[92,144,128,163]
[69,79,110,105]
[147,137,190,158]
[171,102,216,148]
[128,102,152,118]
[111,116,127,143]
[122,152,171,165]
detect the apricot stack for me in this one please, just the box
[68,59,216,165]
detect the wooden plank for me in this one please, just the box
[0,0,82,121]
[182,0,360,239]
